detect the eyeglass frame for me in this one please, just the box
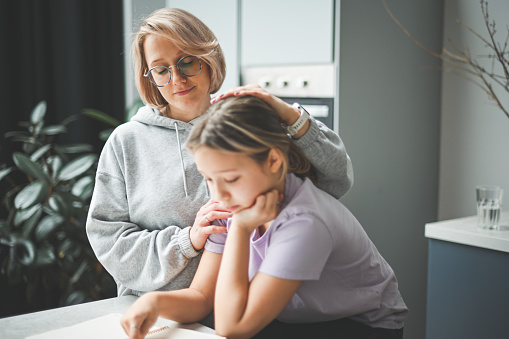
[143,55,202,87]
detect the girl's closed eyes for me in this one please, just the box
[224,176,239,183]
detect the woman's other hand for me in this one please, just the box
[190,200,229,250]
[120,292,160,339]
[211,85,309,138]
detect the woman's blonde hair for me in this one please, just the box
[187,96,316,182]
[132,8,226,110]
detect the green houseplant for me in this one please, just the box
[0,101,116,313]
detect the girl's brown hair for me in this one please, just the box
[187,96,316,182]
[132,8,226,110]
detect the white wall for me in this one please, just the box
[339,1,443,338]
[438,0,509,221]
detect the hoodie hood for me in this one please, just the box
[131,105,205,130]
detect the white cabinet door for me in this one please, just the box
[241,0,334,66]
[167,0,239,94]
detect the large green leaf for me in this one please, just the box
[41,125,67,136]
[35,215,64,241]
[99,128,114,141]
[30,101,47,124]
[72,176,94,199]
[82,108,121,127]
[48,193,70,217]
[14,204,41,226]
[0,167,12,181]
[47,155,63,179]
[59,114,79,127]
[10,238,36,266]
[14,180,49,209]
[4,131,30,139]
[12,152,48,181]
[7,135,36,144]
[58,154,97,181]
[57,144,94,154]
[30,144,52,162]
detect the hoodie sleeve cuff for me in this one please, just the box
[292,117,320,149]
[179,226,201,259]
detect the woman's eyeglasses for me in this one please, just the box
[144,55,202,87]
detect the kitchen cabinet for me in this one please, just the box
[241,0,334,66]
[169,0,335,87]
[425,214,509,339]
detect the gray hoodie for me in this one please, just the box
[86,105,353,296]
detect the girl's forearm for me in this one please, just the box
[153,288,213,324]
[214,224,252,335]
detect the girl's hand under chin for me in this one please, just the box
[231,189,282,233]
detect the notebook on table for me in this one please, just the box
[25,313,223,339]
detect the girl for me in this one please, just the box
[120,96,407,339]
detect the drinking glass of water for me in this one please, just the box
[476,185,503,230]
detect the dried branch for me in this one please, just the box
[382,0,509,119]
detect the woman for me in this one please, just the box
[120,96,407,339]
[86,8,353,306]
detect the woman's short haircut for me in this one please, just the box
[132,8,226,110]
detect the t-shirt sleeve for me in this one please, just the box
[204,218,229,253]
[259,213,333,281]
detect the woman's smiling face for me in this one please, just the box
[143,34,211,122]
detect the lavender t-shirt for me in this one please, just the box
[205,174,408,329]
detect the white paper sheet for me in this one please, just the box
[25,313,223,339]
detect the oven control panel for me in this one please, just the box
[240,64,335,98]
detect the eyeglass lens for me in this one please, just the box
[147,55,201,87]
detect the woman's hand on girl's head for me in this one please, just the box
[190,200,230,251]
[232,189,281,233]
[210,85,303,128]
[120,292,160,339]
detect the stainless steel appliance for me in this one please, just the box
[241,64,337,131]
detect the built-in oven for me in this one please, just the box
[241,64,337,131]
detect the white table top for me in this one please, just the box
[425,211,509,253]
[0,295,216,339]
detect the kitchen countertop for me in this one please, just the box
[425,211,509,253]
[0,295,216,339]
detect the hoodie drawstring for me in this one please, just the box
[174,122,189,197]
